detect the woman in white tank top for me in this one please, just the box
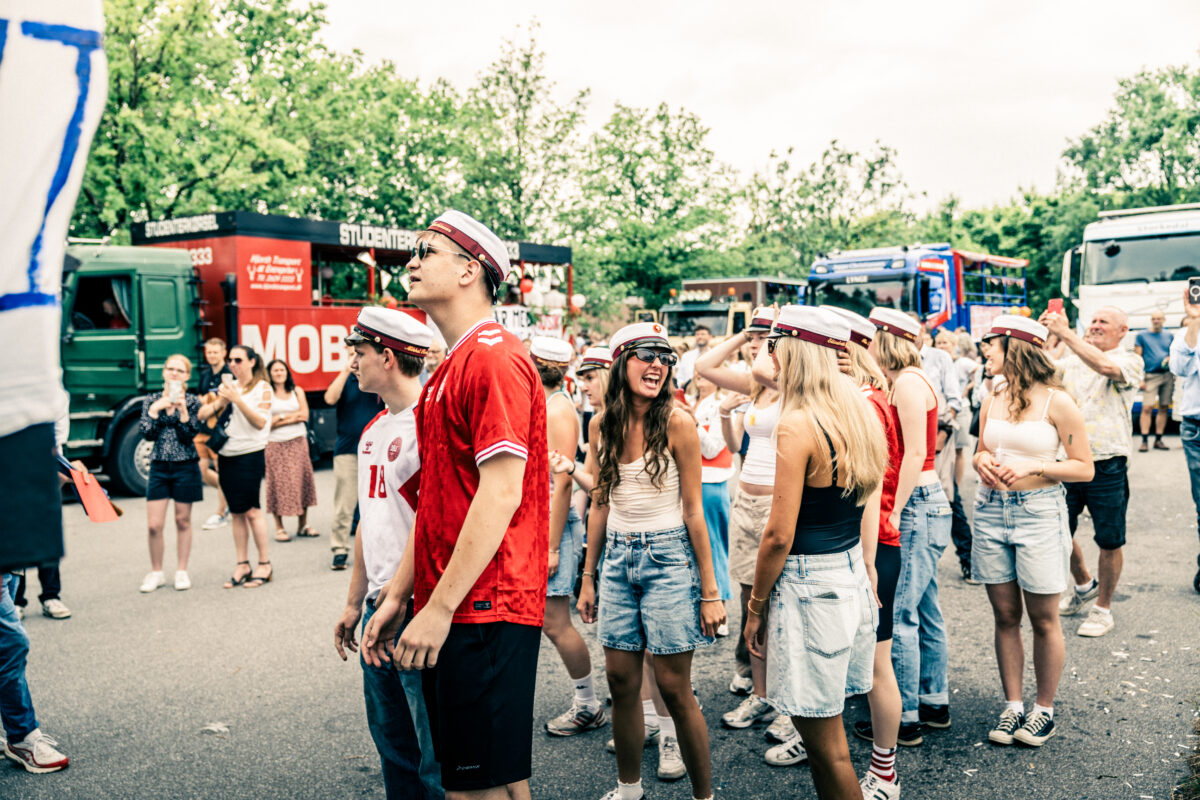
[577,323,724,800]
[972,316,1093,748]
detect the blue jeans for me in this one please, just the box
[891,484,952,723]
[702,482,732,601]
[361,601,443,800]
[1183,417,1200,543]
[0,573,37,741]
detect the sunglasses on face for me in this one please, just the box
[631,348,677,367]
[229,357,246,364]
[415,240,471,263]
[767,338,781,354]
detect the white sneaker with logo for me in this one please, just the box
[657,735,686,781]
[6,729,69,773]
[766,714,795,743]
[764,730,808,766]
[860,771,901,799]
[722,695,775,729]
[729,670,754,696]
[1058,579,1098,616]
[1076,606,1114,638]
[41,599,71,619]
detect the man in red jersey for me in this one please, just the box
[364,210,548,800]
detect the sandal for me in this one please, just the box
[223,561,251,589]
[244,561,273,588]
[274,529,292,542]
[296,527,320,538]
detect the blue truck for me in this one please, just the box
[805,243,1029,337]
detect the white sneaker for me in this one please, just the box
[657,734,686,781]
[764,730,808,766]
[1058,579,1098,616]
[722,695,775,729]
[140,571,165,593]
[202,512,229,530]
[860,771,901,799]
[766,713,795,743]
[174,571,192,591]
[729,670,754,696]
[1077,606,1114,637]
[5,729,68,773]
[605,718,660,753]
[41,599,71,619]
[598,788,642,800]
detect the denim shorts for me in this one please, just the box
[766,544,877,718]
[972,485,1070,595]
[547,508,583,598]
[598,526,712,656]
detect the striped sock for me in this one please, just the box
[869,744,897,783]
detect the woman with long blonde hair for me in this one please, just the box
[744,306,885,799]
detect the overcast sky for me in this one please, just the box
[322,0,1200,210]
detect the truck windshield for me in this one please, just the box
[808,278,913,318]
[661,308,728,338]
[1083,233,1200,285]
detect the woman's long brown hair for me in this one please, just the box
[998,336,1061,419]
[593,353,675,506]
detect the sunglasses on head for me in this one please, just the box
[415,240,471,263]
[630,348,677,367]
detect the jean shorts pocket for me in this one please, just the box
[1023,496,1063,518]
[647,540,689,568]
[800,590,856,658]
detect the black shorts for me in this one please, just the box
[421,621,541,791]
[0,423,63,573]
[147,460,204,503]
[217,449,265,514]
[1065,456,1128,550]
[875,543,901,642]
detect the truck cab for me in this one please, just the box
[60,245,200,494]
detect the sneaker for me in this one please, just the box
[764,731,808,766]
[853,720,923,747]
[598,789,641,800]
[961,562,980,585]
[657,735,686,781]
[1138,439,1149,452]
[174,571,191,591]
[860,772,901,800]
[1154,438,1169,450]
[41,599,71,619]
[1059,579,1098,616]
[331,553,348,571]
[605,718,660,753]
[1012,711,1056,746]
[918,703,951,728]
[716,622,730,637]
[987,708,1025,745]
[1076,606,1114,637]
[729,670,754,696]
[5,729,68,773]
[765,713,795,743]
[722,695,775,729]
[202,511,230,530]
[140,571,165,593]
[546,704,607,736]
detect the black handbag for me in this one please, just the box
[205,405,234,453]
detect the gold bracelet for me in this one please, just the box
[750,592,768,605]
[1038,461,1046,477]
[582,571,595,578]
[746,604,763,617]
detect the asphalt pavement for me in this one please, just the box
[1,443,1197,800]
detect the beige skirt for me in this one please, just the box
[728,491,773,586]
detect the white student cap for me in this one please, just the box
[983,315,1049,348]
[769,305,850,352]
[529,336,574,366]
[345,307,433,357]
[609,322,670,359]
[823,306,874,347]
[746,306,777,332]
[577,346,613,373]
[868,307,922,343]
[426,210,511,288]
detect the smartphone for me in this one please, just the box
[1189,277,1200,306]
[1047,298,1064,315]
[221,373,235,386]
[168,380,182,402]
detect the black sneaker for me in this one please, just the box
[987,708,1024,745]
[1012,711,1055,747]
[330,553,348,571]
[852,720,923,747]
[918,703,951,729]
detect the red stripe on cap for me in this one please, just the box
[353,323,430,358]
[612,336,669,359]
[869,316,919,343]
[578,358,611,371]
[774,324,848,352]
[848,330,872,347]
[427,221,504,287]
[749,315,775,330]
[990,326,1046,348]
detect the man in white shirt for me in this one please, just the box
[675,325,712,389]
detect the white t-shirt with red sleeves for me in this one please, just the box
[357,405,421,602]
[413,318,549,627]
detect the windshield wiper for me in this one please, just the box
[1095,277,1150,286]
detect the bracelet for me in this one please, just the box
[746,603,763,617]
[700,596,722,603]
[719,413,731,419]
[568,461,577,475]
[582,571,595,578]
[750,592,768,606]
[1038,461,1046,477]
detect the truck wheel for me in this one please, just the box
[106,422,152,496]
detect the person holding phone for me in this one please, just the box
[139,354,203,592]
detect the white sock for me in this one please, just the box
[617,779,643,800]
[1004,700,1025,715]
[1075,580,1094,593]
[573,672,597,707]
[658,715,677,739]
[1032,703,1054,719]
[642,699,656,720]
[1093,605,1111,615]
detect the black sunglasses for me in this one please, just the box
[416,240,471,263]
[767,338,781,354]
[229,357,246,363]
[631,348,677,367]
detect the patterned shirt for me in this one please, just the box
[1057,347,1143,460]
[140,394,203,462]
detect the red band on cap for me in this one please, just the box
[352,323,430,358]
[427,221,504,287]
[990,327,1046,348]
[612,336,669,359]
[773,324,848,352]
[578,358,611,371]
[748,315,775,330]
[869,317,919,343]
[847,330,872,347]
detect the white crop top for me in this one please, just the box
[982,390,1061,466]
[739,399,780,486]
[607,452,685,534]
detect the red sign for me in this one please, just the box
[235,236,311,304]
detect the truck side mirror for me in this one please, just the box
[917,275,933,313]
[1060,247,1081,298]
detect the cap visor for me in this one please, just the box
[344,331,369,345]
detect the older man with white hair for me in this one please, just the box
[1039,306,1143,638]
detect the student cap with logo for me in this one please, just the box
[746,306,777,332]
[425,210,512,290]
[823,306,875,347]
[344,307,433,357]
[577,346,613,373]
[868,307,922,343]
[983,315,1049,348]
[529,336,574,367]
[609,322,670,359]
[768,305,850,351]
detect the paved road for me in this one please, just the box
[1,444,1197,799]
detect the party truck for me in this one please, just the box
[806,244,1029,336]
[60,211,571,494]
[657,277,807,347]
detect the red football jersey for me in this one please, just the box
[412,319,549,626]
[863,385,901,548]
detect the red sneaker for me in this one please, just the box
[6,729,69,773]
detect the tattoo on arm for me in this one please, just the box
[1068,434,1073,445]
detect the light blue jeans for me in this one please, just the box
[702,482,732,601]
[891,483,952,723]
[0,573,37,741]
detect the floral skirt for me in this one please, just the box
[264,437,317,516]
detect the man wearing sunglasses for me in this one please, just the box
[364,210,549,800]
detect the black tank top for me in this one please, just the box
[789,422,864,556]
